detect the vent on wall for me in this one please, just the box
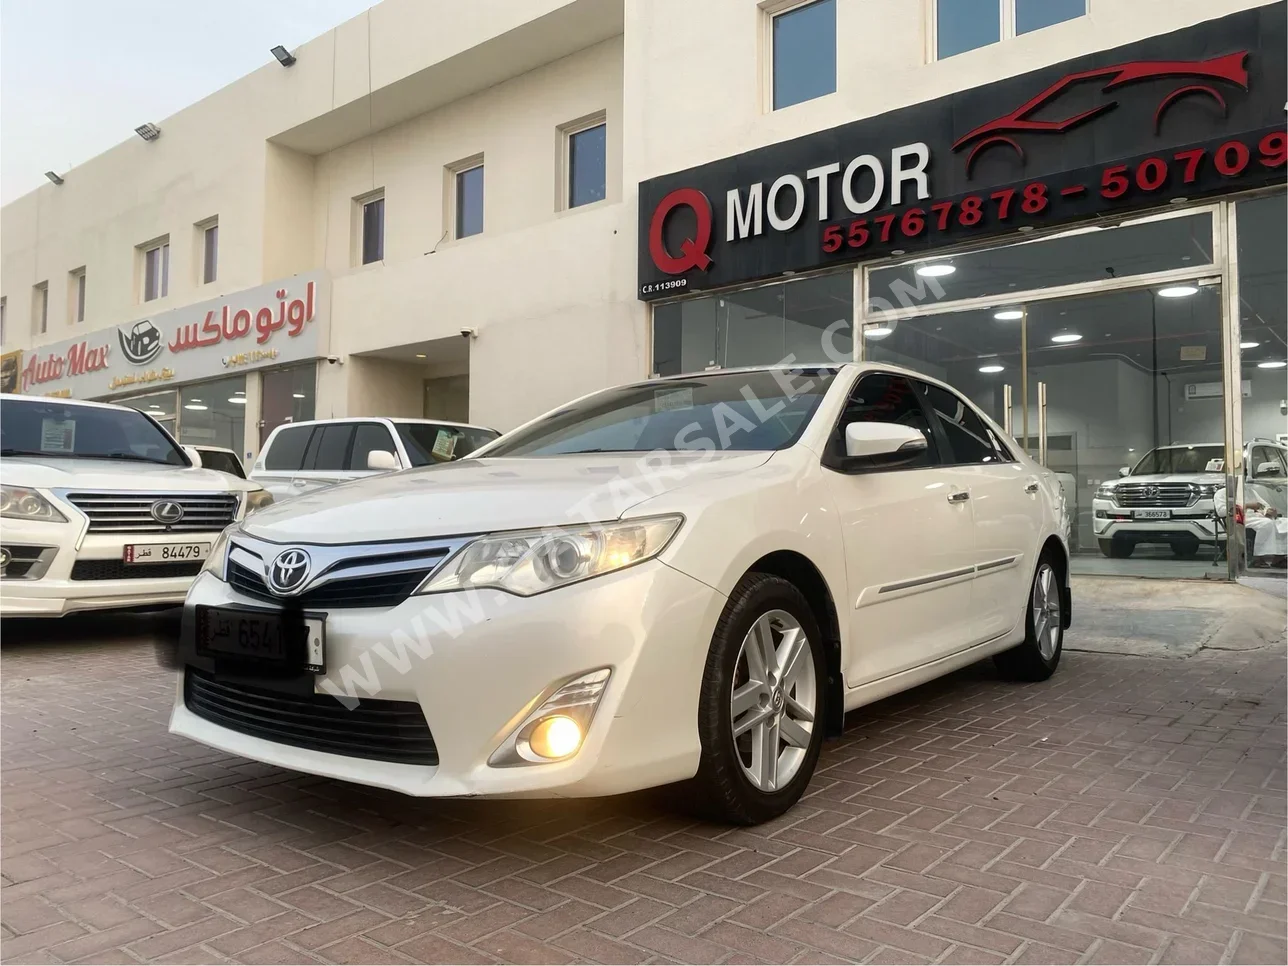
[1185,380,1251,400]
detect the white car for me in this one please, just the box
[251,417,500,501]
[0,395,274,617]
[170,365,1070,824]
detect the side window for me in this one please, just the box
[263,426,311,471]
[350,423,396,470]
[831,372,939,469]
[307,424,355,471]
[1252,445,1285,479]
[916,382,1003,464]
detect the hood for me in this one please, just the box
[8,457,258,493]
[242,451,773,544]
[1113,472,1223,486]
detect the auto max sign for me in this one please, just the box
[17,272,329,397]
[637,3,1287,299]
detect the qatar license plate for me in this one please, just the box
[123,542,211,563]
[195,606,326,672]
[1134,508,1171,520]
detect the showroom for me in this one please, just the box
[641,6,1286,581]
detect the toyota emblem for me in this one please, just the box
[267,548,312,595]
[1143,485,1161,500]
[150,500,185,525]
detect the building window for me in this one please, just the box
[361,195,384,264]
[935,0,1085,60]
[567,119,607,209]
[455,162,484,239]
[69,268,86,324]
[141,239,170,302]
[771,0,836,111]
[200,219,219,284]
[32,282,49,334]
[1,296,7,345]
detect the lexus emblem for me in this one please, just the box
[150,501,184,525]
[1143,485,1161,500]
[268,548,311,595]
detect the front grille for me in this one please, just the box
[66,492,239,533]
[227,559,433,609]
[1113,483,1198,508]
[184,666,439,766]
[71,559,203,581]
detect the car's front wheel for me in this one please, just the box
[686,574,826,825]
[994,555,1063,682]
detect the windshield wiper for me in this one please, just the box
[80,452,177,466]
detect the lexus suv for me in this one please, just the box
[1093,440,1288,558]
[170,365,1071,824]
[0,395,274,617]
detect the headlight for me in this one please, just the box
[1196,483,1219,498]
[417,515,683,597]
[200,527,236,581]
[0,486,68,523]
[243,488,274,515]
[1096,483,1117,499]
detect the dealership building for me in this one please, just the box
[2,0,1284,580]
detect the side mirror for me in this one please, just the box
[367,449,400,471]
[1118,466,1131,477]
[183,445,202,466]
[1256,461,1284,477]
[840,422,928,469]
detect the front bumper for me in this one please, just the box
[1091,499,1222,545]
[169,560,728,799]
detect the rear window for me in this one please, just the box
[263,425,312,471]
[396,423,499,466]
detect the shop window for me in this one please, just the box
[199,218,219,284]
[935,0,1084,60]
[121,390,178,435]
[32,281,48,335]
[259,363,316,447]
[180,376,246,456]
[771,0,836,110]
[566,118,607,209]
[140,238,170,302]
[359,193,385,265]
[454,161,484,239]
[68,269,86,324]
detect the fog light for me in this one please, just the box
[528,716,582,760]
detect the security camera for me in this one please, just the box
[1280,399,1287,416]
[326,355,341,365]
[459,327,477,339]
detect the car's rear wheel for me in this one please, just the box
[685,574,825,825]
[994,555,1063,682]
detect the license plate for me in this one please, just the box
[124,542,210,563]
[1134,508,1172,520]
[195,606,326,672]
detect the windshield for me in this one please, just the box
[396,423,499,466]
[1,399,187,465]
[1131,445,1224,475]
[482,369,838,457]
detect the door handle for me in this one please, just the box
[947,490,971,503]
[1025,481,1040,494]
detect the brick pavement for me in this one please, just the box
[1,612,1284,965]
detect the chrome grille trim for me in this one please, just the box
[1112,483,1200,508]
[61,491,240,532]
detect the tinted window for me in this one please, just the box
[200,450,244,478]
[456,166,484,238]
[936,0,999,59]
[772,0,836,110]
[362,198,384,264]
[351,423,397,470]
[569,124,607,208]
[396,423,499,466]
[308,424,354,471]
[485,369,837,457]
[1251,445,1285,480]
[264,425,311,471]
[831,373,939,468]
[917,382,1002,464]
[0,399,186,465]
[1016,0,1084,35]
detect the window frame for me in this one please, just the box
[68,268,86,325]
[449,157,485,240]
[140,237,170,303]
[198,218,219,284]
[355,192,385,266]
[821,369,945,474]
[560,112,608,211]
[912,378,1012,466]
[32,281,49,335]
[929,0,1086,62]
[766,0,838,112]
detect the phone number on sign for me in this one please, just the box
[820,131,1287,254]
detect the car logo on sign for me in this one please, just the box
[268,548,311,595]
[150,501,184,525]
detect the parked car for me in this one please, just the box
[0,394,273,617]
[170,365,1070,824]
[185,445,246,479]
[250,417,499,500]
[1092,439,1288,558]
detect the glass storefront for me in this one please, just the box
[179,376,246,454]
[260,363,317,446]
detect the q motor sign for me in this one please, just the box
[16,272,328,398]
[637,4,1287,299]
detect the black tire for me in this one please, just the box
[683,573,826,825]
[1107,536,1135,558]
[994,554,1064,682]
[1171,538,1200,560]
[1097,539,1114,558]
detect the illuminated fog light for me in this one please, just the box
[993,309,1024,321]
[527,716,582,760]
[1158,285,1198,298]
[915,263,955,277]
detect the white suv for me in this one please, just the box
[171,365,1070,824]
[1093,440,1288,558]
[251,418,499,501]
[1,394,273,617]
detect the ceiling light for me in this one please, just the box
[292,393,306,399]
[1257,360,1287,369]
[978,364,1005,373]
[863,325,893,340]
[270,45,297,67]
[227,396,247,405]
[415,353,427,359]
[915,263,955,277]
[183,403,208,411]
[134,122,161,141]
[234,390,245,395]
[993,309,1024,321]
[1241,341,1261,349]
[1158,285,1198,298]
[44,171,64,185]
[1051,333,1083,344]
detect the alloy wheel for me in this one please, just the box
[1031,563,1061,660]
[730,609,817,792]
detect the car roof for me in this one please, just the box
[0,393,133,413]
[267,416,496,434]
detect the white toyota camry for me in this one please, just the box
[170,364,1070,824]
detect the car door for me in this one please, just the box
[289,422,359,494]
[822,371,977,686]
[914,379,1042,643]
[250,424,312,500]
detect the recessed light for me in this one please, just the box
[1017,225,1035,232]
[234,390,245,395]
[1257,360,1287,369]
[292,393,306,399]
[1051,333,1083,344]
[227,396,247,405]
[993,309,1024,321]
[915,263,955,277]
[891,249,906,256]
[1170,196,1189,204]
[415,353,427,359]
[183,403,208,411]
[978,364,1005,373]
[1240,341,1260,349]
[1158,285,1198,298]
[863,326,893,340]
